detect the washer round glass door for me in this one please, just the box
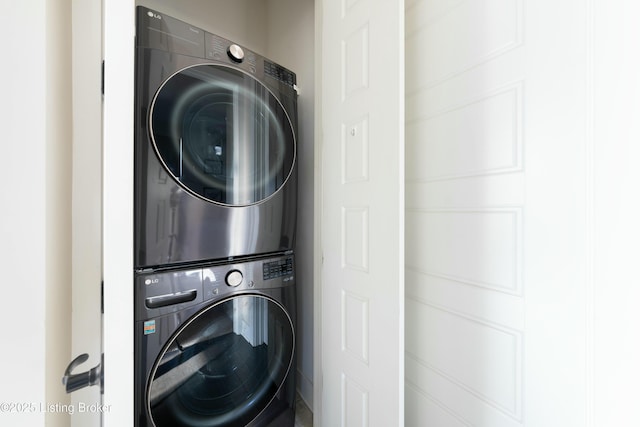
[150,64,295,206]
[147,295,294,427]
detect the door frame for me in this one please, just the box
[102,0,134,425]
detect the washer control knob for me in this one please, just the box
[227,44,245,63]
[226,270,243,287]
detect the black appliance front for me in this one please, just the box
[135,7,298,269]
[134,255,297,426]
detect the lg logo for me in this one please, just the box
[147,11,161,20]
[145,278,160,285]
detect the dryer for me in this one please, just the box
[134,254,297,426]
[135,6,298,269]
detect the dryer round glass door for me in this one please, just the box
[147,294,294,427]
[150,64,296,206]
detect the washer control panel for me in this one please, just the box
[263,257,294,280]
[136,254,295,320]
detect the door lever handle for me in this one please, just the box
[62,353,103,394]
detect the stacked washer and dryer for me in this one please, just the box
[133,7,298,426]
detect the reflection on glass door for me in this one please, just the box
[150,64,295,206]
[148,295,294,427]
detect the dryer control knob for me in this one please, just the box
[227,44,245,63]
[226,270,243,287]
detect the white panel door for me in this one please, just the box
[319,0,404,426]
[404,0,604,426]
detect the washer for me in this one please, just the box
[135,254,297,426]
[135,6,298,269]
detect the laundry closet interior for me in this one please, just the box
[132,0,315,424]
[98,0,402,424]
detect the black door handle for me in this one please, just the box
[145,289,198,309]
[62,353,103,394]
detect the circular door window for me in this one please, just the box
[147,295,294,427]
[150,65,296,206]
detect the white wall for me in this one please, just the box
[0,1,73,427]
[592,1,640,424]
